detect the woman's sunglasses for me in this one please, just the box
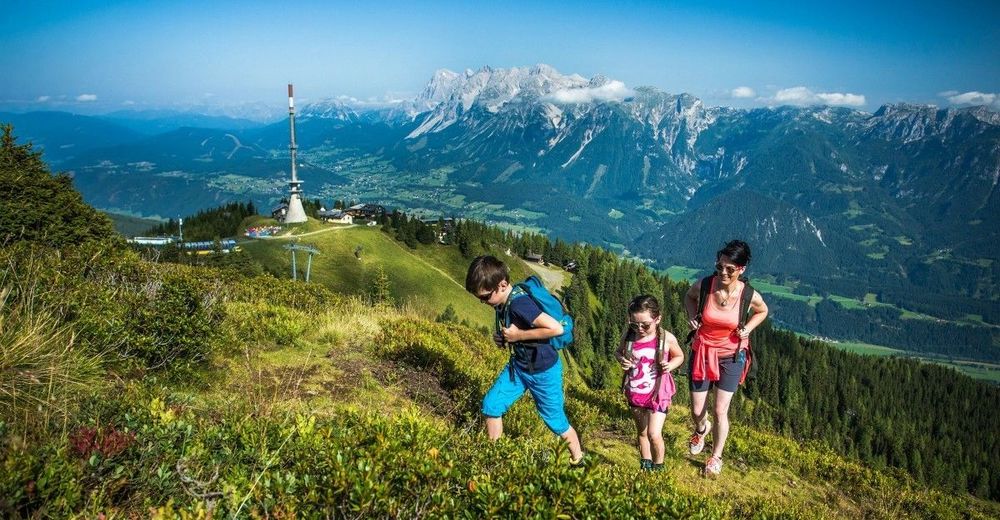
[715,262,742,275]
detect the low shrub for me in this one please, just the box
[2,387,728,518]
[222,301,308,348]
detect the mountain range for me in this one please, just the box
[3,64,998,324]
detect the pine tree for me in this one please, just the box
[0,124,117,248]
[416,221,436,244]
[436,304,459,324]
[369,264,393,306]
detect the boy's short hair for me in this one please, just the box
[465,255,509,294]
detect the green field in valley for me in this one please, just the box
[663,265,701,282]
[802,338,1000,383]
[667,264,954,321]
[665,264,999,384]
[826,340,902,357]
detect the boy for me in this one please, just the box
[465,255,584,465]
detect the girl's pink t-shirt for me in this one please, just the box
[625,337,676,411]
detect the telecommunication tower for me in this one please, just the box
[283,83,307,223]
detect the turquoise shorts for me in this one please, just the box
[482,357,570,435]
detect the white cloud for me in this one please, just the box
[122,100,136,106]
[773,87,815,105]
[76,94,97,102]
[937,90,959,97]
[545,80,633,104]
[771,86,865,107]
[944,91,997,106]
[816,92,866,107]
[36,95,50,102]
[731,86,756,98]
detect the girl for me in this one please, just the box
[615,295,684,471]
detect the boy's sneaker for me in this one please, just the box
[689,420,711,455]
[569,453,588,469]
[703,456,723,477]
[640,458,653,471]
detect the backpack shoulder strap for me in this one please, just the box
[502,283,530,326]
[696,275,715,321]
[738,278,758,383]
[650,327,667,398]
[619,327,636,392]
[510,282,536,306]
[618,326,635,357]
[685,275,715,347]
[738,278,755,330]
[655,327,666,364]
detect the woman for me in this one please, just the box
[615,295,684,471]
[684,240,768,477]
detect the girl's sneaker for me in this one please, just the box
[689,420,711,455]
[704,455,723,477]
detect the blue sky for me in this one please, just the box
[2,0,998,114]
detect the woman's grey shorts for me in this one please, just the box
[689,356,745,393]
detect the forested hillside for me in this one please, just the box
[767,296,997,361]
[143,200,257,242]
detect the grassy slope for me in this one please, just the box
[10,232,995,516]
[186,298,999,519]
[239,219,531,329]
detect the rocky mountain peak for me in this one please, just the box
[865,103,959,142]
[406,64,602,137]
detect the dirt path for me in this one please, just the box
[522,260,568,289]
[384,238,465,289]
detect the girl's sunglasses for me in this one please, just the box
[628,321,655,330]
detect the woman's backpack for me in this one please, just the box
[685,274,759,382]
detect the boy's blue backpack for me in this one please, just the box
[508,275,574,350]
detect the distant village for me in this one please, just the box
[121,198,577,272]
[127,200,463,254]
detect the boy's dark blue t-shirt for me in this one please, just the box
[499,294,559,373]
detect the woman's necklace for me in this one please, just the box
[719,282,739,307]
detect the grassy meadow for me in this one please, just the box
[239,219,532,329]
[4,230,999,517]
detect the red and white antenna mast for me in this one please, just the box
[283,83,307,223]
